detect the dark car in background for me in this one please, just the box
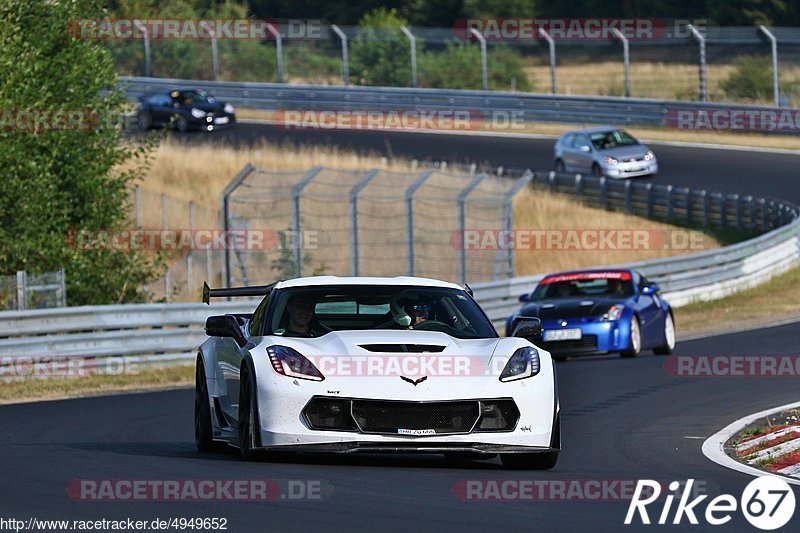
[136,89,236,132]
[506,269,675,361]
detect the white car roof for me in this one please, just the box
[274,276,463,290]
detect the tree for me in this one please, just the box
[350,8,412,87]
[0,0,163,305]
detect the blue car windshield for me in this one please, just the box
[533,274,634,299]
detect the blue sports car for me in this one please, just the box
[506,269,675,360]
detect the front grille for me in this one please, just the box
[542,334,598,355]
[302,397,519,435]
[352,400,480,434]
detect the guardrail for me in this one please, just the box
[2,168,798,373]
[119,76,789,129]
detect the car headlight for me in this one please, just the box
[499,346,541,382]
[267,345,324,381]
[190,108,206,119]
[603,156,618,165]
[644,150,655,161]
[599,304,625,322]
[224,103,235,114]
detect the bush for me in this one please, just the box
[350,8,412,87]
[0,0,163,305]
[721,55,775,101]
[419,44,532,91]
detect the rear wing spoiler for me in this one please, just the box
[202,281,279,305]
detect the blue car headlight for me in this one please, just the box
[499,347,541,382]
[190,107,206,119]
[599,304,625,322]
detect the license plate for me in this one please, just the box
[214,116,230,124]
[544,328,582,341]
[398,429,436,435]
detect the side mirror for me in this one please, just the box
[579,145,591,152]
[641,282,660,295]
[509,316,543,340]
[205,315,247,347]
[518,293,530,303]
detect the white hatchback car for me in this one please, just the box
[554,127,658,178]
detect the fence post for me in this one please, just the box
[400,26,417,88]
[221,163,255,287]
[331,25,349,85]
[59,268,67,307]
[687,24,706,102]
[188,201,195,294]
[349,169,380,276]
[133,20,151,77]
[15,271,26,311]
[720,194,727,230]
[549,171,557,193]
[685,188,692,226]
[748,197,757,233]
[162,193,170,300]
[500,170,534,279]
[405,169,436,275]
[266,23,284,83]
[199,22,219,81]
[575,174,583,202]
[292,166,323,276]
[666,185,674,221]
[538,28,556,94]
[702,190,710,227]
[458,173,487,285]
[624,180,632,214]
[759,26,780,107]
[599,177,607,209]
[735,194,743,231]
[612,28,630,97]
[646,183,654,218]
[469,28,488,90]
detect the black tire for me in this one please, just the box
[238,362,261,461]
[555,159,565,172]
[552,353,568,362]
[137,111,151,131]
[653,312,676,355]
[620,316,642,358]
[175,116,189,133]
[591,163,603,177]
[195,356,224,452]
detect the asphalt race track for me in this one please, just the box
[3,126,799,531]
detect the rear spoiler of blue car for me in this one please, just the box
[202,281,279,305]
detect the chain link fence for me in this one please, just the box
[0,270,66,310]
[109,23,800,105]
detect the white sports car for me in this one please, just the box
[195,276,560,469]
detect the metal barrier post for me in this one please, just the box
[133,20,151,77]
[686,188,693,226]
[500,170,533,279]
[469,28,488,90]
[162,193,170,300]
[687,24,706,102]
[735,195,743,231]
[405,169,436,275]
[666,185,674,221]
[15,271,26,311]
[458,174,487,285]
[624,180,632,213]
[702,190,710,227]
[331,25,349,85]
[349,169,380,276]
[538,28,556,94]
[612,28,630,97]
[266,23,284,83]
[646,183,654,218]
[400,26,417,87]
[575,174,583,202]
[599,177,607,209]
[221,164,255,287]
[292,166,323,276]
[199,22,219,81]
[759,26,780,107]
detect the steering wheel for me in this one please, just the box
[412,320,452,332]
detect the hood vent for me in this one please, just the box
[359,344,446,353]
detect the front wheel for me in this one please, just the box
[653,313,676,355]
[591,163,603,177]
[620,316,641,358]
[137,111,151,131]
[195,357,224,452]
[238,364,261,461]
[555,159,565,172]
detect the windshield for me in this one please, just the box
[532,272,633,299]
[265,285,497,339]
[173,90,211,105]
[590,129,639,150]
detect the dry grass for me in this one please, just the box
[0,365,194,404]
[512,187,720,276]
[674,266,800,336]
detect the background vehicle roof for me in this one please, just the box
[274,276,463,290]
[561,126,627,135]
